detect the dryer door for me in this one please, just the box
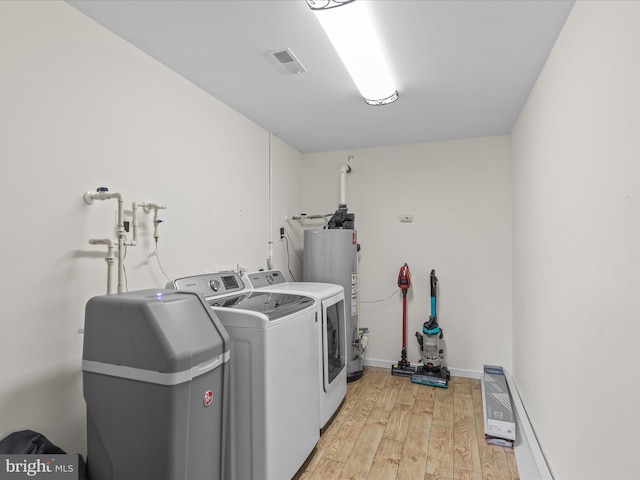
[321,293,346,391]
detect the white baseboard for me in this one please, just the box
[363,357,481,380]
[362,357,395,369]
[362,358,553,480]
[504,373,554,480]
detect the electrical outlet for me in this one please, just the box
[280,227,285,239]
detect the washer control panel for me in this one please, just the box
[244,270,287,289]
[171,272,246,298]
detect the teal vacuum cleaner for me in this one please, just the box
[412,269,450,388]
[391,263,418,377]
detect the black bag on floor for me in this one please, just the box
[0,429,87,479]
[0,429,66,454]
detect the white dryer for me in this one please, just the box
[244,270,347,429]
[171,272,319,480]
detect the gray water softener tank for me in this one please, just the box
[82,289,230,480]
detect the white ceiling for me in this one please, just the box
[66,0,575,153]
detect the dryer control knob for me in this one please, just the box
[209,279,220,292]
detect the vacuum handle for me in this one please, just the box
[430,269,437,317]
[430,269,437,297]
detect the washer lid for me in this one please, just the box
[208,291,314,320]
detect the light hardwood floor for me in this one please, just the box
[294,366,519,480]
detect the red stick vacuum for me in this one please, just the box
[391,263,418,376]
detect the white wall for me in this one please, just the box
[11,3,638,476]
[512,1,640,478]
[0,1,301,455]
[298,137,512,373]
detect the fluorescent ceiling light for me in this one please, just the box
[307,0,355,8]
[308,0,399,106]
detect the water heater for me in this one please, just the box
[303,228,363,381]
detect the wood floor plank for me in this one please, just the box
[432,385,454,427]
[383,403,412,442]
[301,368,518,480]
[452,376,473,396]
[372,381,400,412]
[504,446,520,480]
[339,445,377,480]
[396,430,429,480]
[413,384,437,415]
[317,412,346,450]
[322,414,365,462]
[366,438,403,480]
[426,424,454,478]
[480,453,512,480]
[407,408,433,436]
[474,424,512,480]
[452,467,483,480]
[354,386,384,419]
[363,367,390,388]
[337,380,370,420]
[306,457,344,480]
[367,402,393,426]
[394,377,419,407]
[470,380,484,418]
[355,416,387,450]
[386,374,406,389]
[453,393,482,474]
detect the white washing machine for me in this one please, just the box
[171,272,319,480]
[244,270,347,429]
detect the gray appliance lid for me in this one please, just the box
[208,291,314,320]
[83,289,229,377]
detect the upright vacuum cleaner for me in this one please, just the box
[412,269,450,388]
[391,263,418,377]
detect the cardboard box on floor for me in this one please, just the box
[481,365,516,447]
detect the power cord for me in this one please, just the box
[282,231,298,281]
[360,289,400,304]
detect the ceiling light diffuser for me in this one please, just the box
[306,0,355,9]
[307,0,399,106]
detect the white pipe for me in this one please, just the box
[114,194,125,294]
[287,213,332,220]
[130,201,144,246]
[144,203,167,243]
[340,164,351,206]
[287,213,331,227]
[142,202,167,214]
[85,190,125,293]
[89,238,115,294]
[150,204,163,241]
[84,190,124,233]
[129,201,167,246]
[268,132,274,269]
[86,189,167,294]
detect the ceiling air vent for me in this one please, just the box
[268,48,307,75]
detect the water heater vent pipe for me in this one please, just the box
[340,164,351,206]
